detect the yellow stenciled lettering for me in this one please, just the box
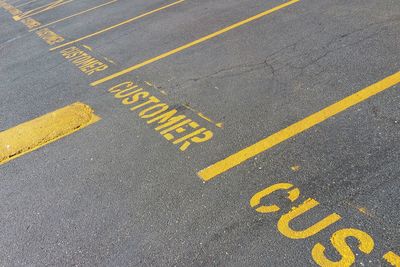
[163,121,199,142]
[93,63,108,73]
[250,183,300,214]
[159,119,192,136]
[122,91,148,105]
[71,54,91,64]
[15,0,73,20]
[147,109,186,130]
[21,18,41,29]
[108,81,135,93]
[173,128,205,151]
[139,104,169,119]
[114,86,140,99]
[188,130,213,146]
[77,58,98,67]
[277,198,341,239]
[82,61,108,75]
[36,28,64,45]
[312,228,374,267]
[61,46,81,59]
[383,251,400,267]
[130,96,160,111]
[171,122,214,151]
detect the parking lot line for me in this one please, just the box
[0,102,100,165]
[49,0,185,51]
[30,0,118,32]
[13,0,76,21]
[198,71,400,181]
[15,0,38,8]
[90,0,300,86]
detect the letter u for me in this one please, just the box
[277,198,341,239]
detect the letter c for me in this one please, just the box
[250,183,300,213]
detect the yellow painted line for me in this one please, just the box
[49,0,185,51]
[90,0,299,86]
[29,0,118,32]
[13,0,76,21]
[383,251,400,266]
[0,102,100,165]
[15,0,38,8]
[198,71,400,181]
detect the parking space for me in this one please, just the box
[0,0,399,265]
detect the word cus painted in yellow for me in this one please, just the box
[250,182,398,266]
[0,1,22,16]
[108,81,213,151]
[60,46,108,75]
[36,28,64,45]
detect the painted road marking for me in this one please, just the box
[15,0,38,8]
[143,80,223,128]
[0,1,22,16]
[383,251,400,266]
[49,0,185,51]
[106,81,214,151]
[90,0,300,86]
[60,46,109,75]
[36,27,64,44]
[13,0,76,21]
[198,71,400,181]
[20,16,40,28]
[0,102,100,165]
[29,0,118,32]
[250,181,397,266]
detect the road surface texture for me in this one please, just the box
[0,0,399,265]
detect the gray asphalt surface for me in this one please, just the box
[0,0,399,265]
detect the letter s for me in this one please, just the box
[312,228,374,267]
[122,91,149,105]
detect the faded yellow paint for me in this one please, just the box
[312,228,374,267]
[13,0,76,21]
[143,81,223,128]
[291,165,301,172]
[60,46,109,75]
[198,71,400,181]
[29,0,118,32]
[0,102,100,165]
[0,1,22,16]
[21,17,41,29]
[16,0,39,8]
[36,27,64,45]
[90,0,300,86]
[383,251,400,267]
[50,0,185,51]
[82,45,93,51]
[107,81,214,151]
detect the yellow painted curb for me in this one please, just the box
[0,102,100,165]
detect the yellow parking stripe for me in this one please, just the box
[30,0,118,32]
[90,0,300,86]
[198,71,400,181]
[49,0,185,51]
[13,0,76,21]
[0,102,100,165]
[15,0,38,8]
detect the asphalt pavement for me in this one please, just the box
[0,0,399,265]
